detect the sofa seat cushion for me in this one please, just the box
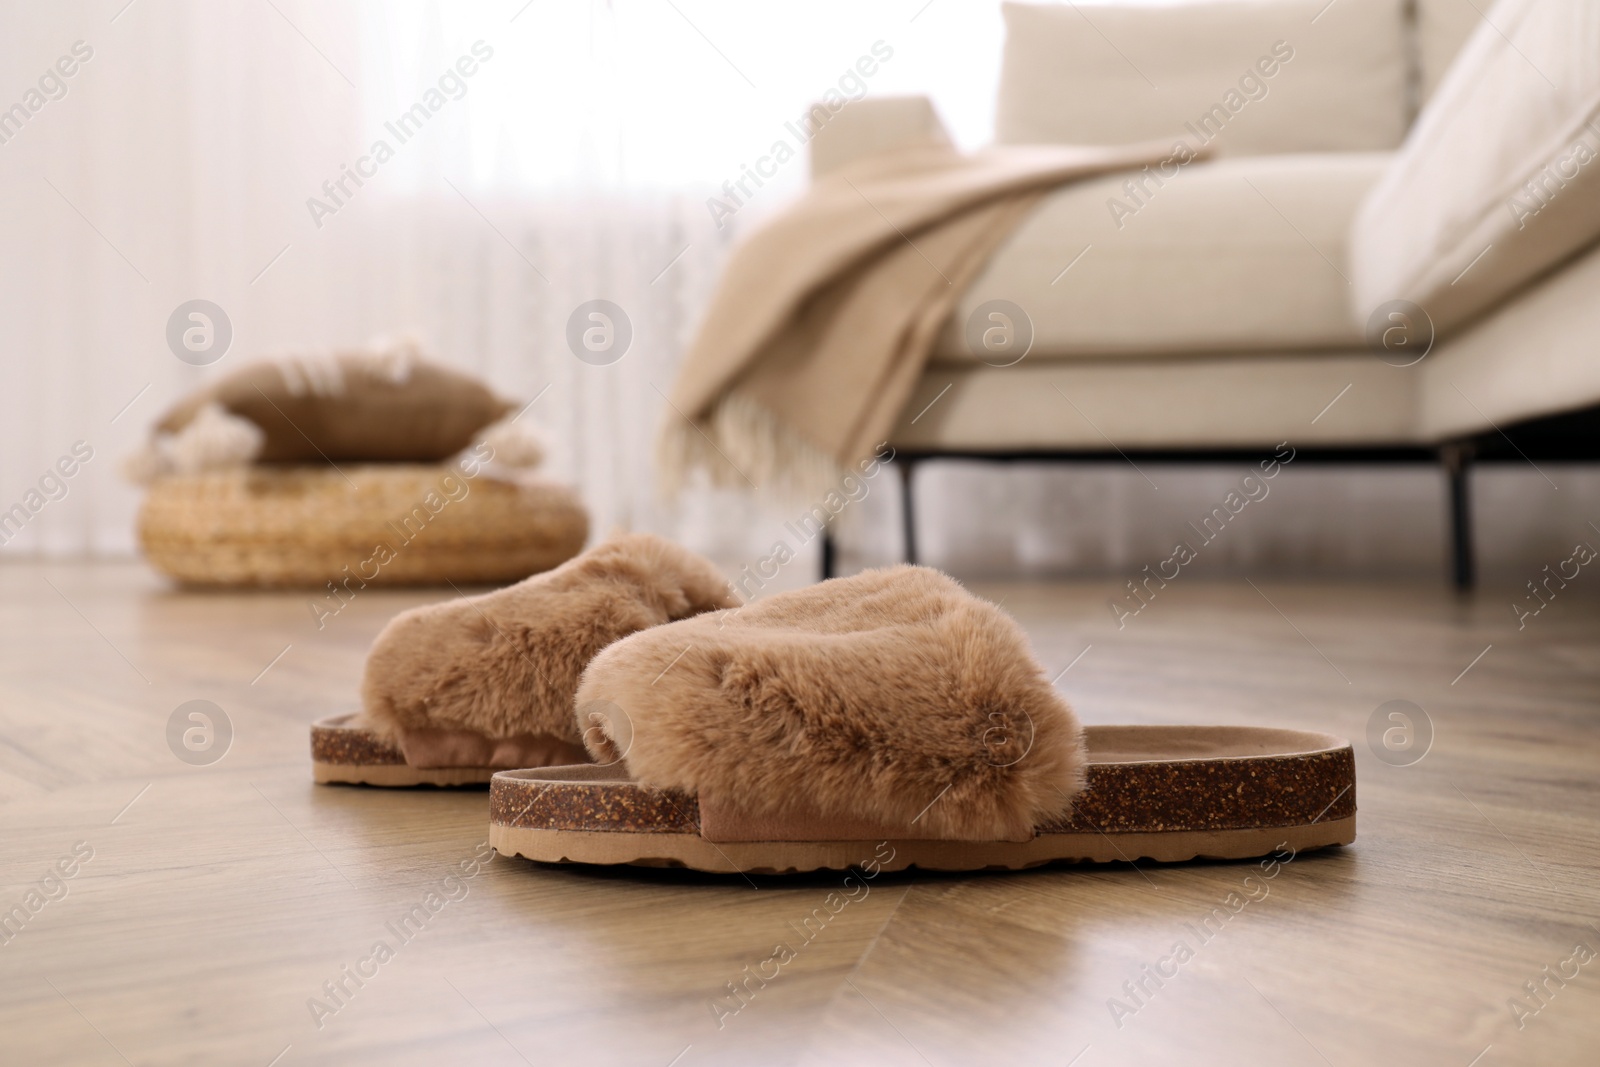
[996,0,1409,156]
[1420,239,1600,441]
[892,353,1420,452]
[931,153,1390,362]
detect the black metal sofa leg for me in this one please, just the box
[819,456,919,581]
[1440,441,1476,591]
[899,458,919,567]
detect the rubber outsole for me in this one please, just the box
[312,762,494,787]
[489,815,1356,874]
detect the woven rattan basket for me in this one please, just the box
[138,465,588,587]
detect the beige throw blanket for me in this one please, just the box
[661,140,1180,499]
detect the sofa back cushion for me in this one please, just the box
[1416,0,1488,104]
[995,0,1409,156]
[1350,0,1600,335]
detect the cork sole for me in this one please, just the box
[488,725,1357,874]
[310,715,493,788]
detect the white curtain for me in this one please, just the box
[0,0,999,568]
[0,0,1589,579]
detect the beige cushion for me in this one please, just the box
[156,346,513,463]
[932,153,1388,360]
[995,0,1409,156]
[892,354,1420,452]
[809,96,950,178]
[1416,0,1487,103]
[1350,0,1600,336]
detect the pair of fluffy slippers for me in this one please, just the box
[314,534,1356,873]
[318,533,1076,835]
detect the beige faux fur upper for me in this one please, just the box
[576,565,1087,841]
[361,533,738,743]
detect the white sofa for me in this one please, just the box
[810,0,1600,586]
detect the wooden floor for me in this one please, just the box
[2,560,1597,1066]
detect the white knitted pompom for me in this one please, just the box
[475,413,545,470]
[121,441,171,486]
[161,403,265,474]
[361,333,422,384]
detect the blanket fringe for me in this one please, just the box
[658,391,849,508]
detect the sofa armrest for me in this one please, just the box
[808,95,951,180]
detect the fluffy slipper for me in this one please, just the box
[488,566,1355,872]
[311,533,738,786]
